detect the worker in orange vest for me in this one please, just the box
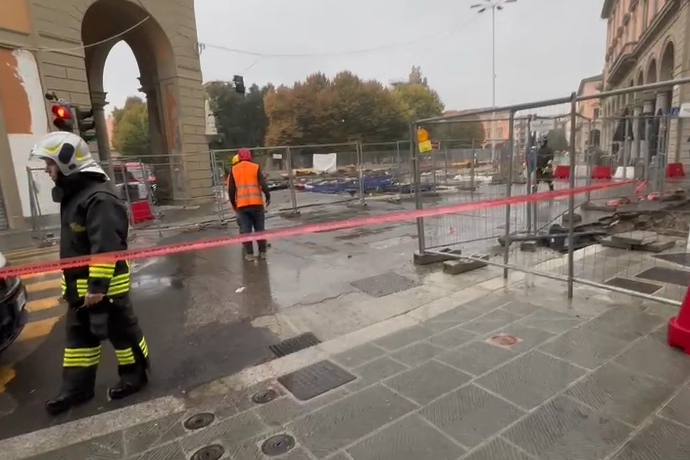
[228,148,271,260]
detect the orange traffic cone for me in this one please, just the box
[668,286,690,354]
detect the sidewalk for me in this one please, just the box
[4,270,688,460]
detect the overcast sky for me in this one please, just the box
[103,0,606,114]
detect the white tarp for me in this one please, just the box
[313,153,338,173]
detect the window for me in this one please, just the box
[496,127,504,138]
[643,0,649,29]
[593,108,600,119]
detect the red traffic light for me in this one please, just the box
[51,104,71,119]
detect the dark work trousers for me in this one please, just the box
[61,295,149,394]
[236,205,267,255]
[534,171,554,192]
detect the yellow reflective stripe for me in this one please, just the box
[139,337,149,357]
[115,348,136,365]
[89,263,116,278]
[74,273,131,296]
[63,346,101,368]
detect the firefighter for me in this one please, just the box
[30,131,149,415]
[535,135,555,192]
[228,148,271,261]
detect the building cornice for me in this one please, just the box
[601,0,615,19]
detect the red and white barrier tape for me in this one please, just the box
[0,181,633,279]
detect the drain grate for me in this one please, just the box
[269,332,321,358]
[184,413,215,430]
[278,360,356,401]
[654,253,690,267]
[190,444,225,460]
[350,271,421,297]
[636,266,690,287]
[261,434,296,456]
[605,277,662,294]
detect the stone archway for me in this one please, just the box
[646,58,658,84]
[659,42,675,81]
[77,0,210,204]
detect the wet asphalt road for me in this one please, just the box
[0,198,429,440]
[0,182,623,440]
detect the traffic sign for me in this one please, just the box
[419,140,432,153]
[417,128,429,143]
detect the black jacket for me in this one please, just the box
[58,174,130,303]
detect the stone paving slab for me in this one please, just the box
[22,294,690,460]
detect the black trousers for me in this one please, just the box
[236,206,267,254]
[61,295,149,394]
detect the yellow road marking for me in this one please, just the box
[16,317,61,343]
[0,367,16,393]
[25,277,61,294]
[26,297,61,312]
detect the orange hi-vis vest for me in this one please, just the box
[232,161,264,208]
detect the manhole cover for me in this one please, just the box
[636,266,690,287]
[278,360,356,401]
[252,389,279,404]
[184,412,215,430]
[655,253,690,267]
[190,444,225,460]
[350,272,421,297]
[261,434,296,456]
[487,335,521,348]
[605,276,662,294]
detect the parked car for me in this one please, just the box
[0,251,27,354]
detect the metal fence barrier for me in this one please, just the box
[412,77,690,307]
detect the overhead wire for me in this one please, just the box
[21,16,152,53]
[370,14,483,83]
[199,17,481,59]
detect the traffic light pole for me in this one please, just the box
[90,92,114,179]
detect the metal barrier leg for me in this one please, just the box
[503,111,515,279]
[567,94,577,299]
[412,123,425,255]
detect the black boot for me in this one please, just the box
[45,390,94,415]
[108,369,148,400]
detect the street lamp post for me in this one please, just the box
[471,0,517,163]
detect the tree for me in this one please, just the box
[547,128,569,151]
[431,118,485,148]
[264,71,409,146]
[111,96,150,158]
[205,81,271,149]
[393,83,444,121]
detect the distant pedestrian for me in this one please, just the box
[535,135,555,192]
[228,149,271,261]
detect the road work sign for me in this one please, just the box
[417,128,432,153]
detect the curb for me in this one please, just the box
[3,246,59,262]
[0,275,512,459]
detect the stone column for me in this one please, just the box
[90,91,112,172]
[138,76,171,202]
[642,93,656,170]
[631,101,642,163]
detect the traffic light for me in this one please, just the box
[233,75,245,95]
[75,107,96,142]
[51,104,73,132]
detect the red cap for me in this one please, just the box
[238,148,252,162]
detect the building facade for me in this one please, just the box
[575,74,603,154]
[600,0,690,164]
[0,0,209,231]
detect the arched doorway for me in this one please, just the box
[646,58,658,84]
[80,0,209,203]
[659,42,675,81]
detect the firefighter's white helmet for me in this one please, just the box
[30,131,108,178]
